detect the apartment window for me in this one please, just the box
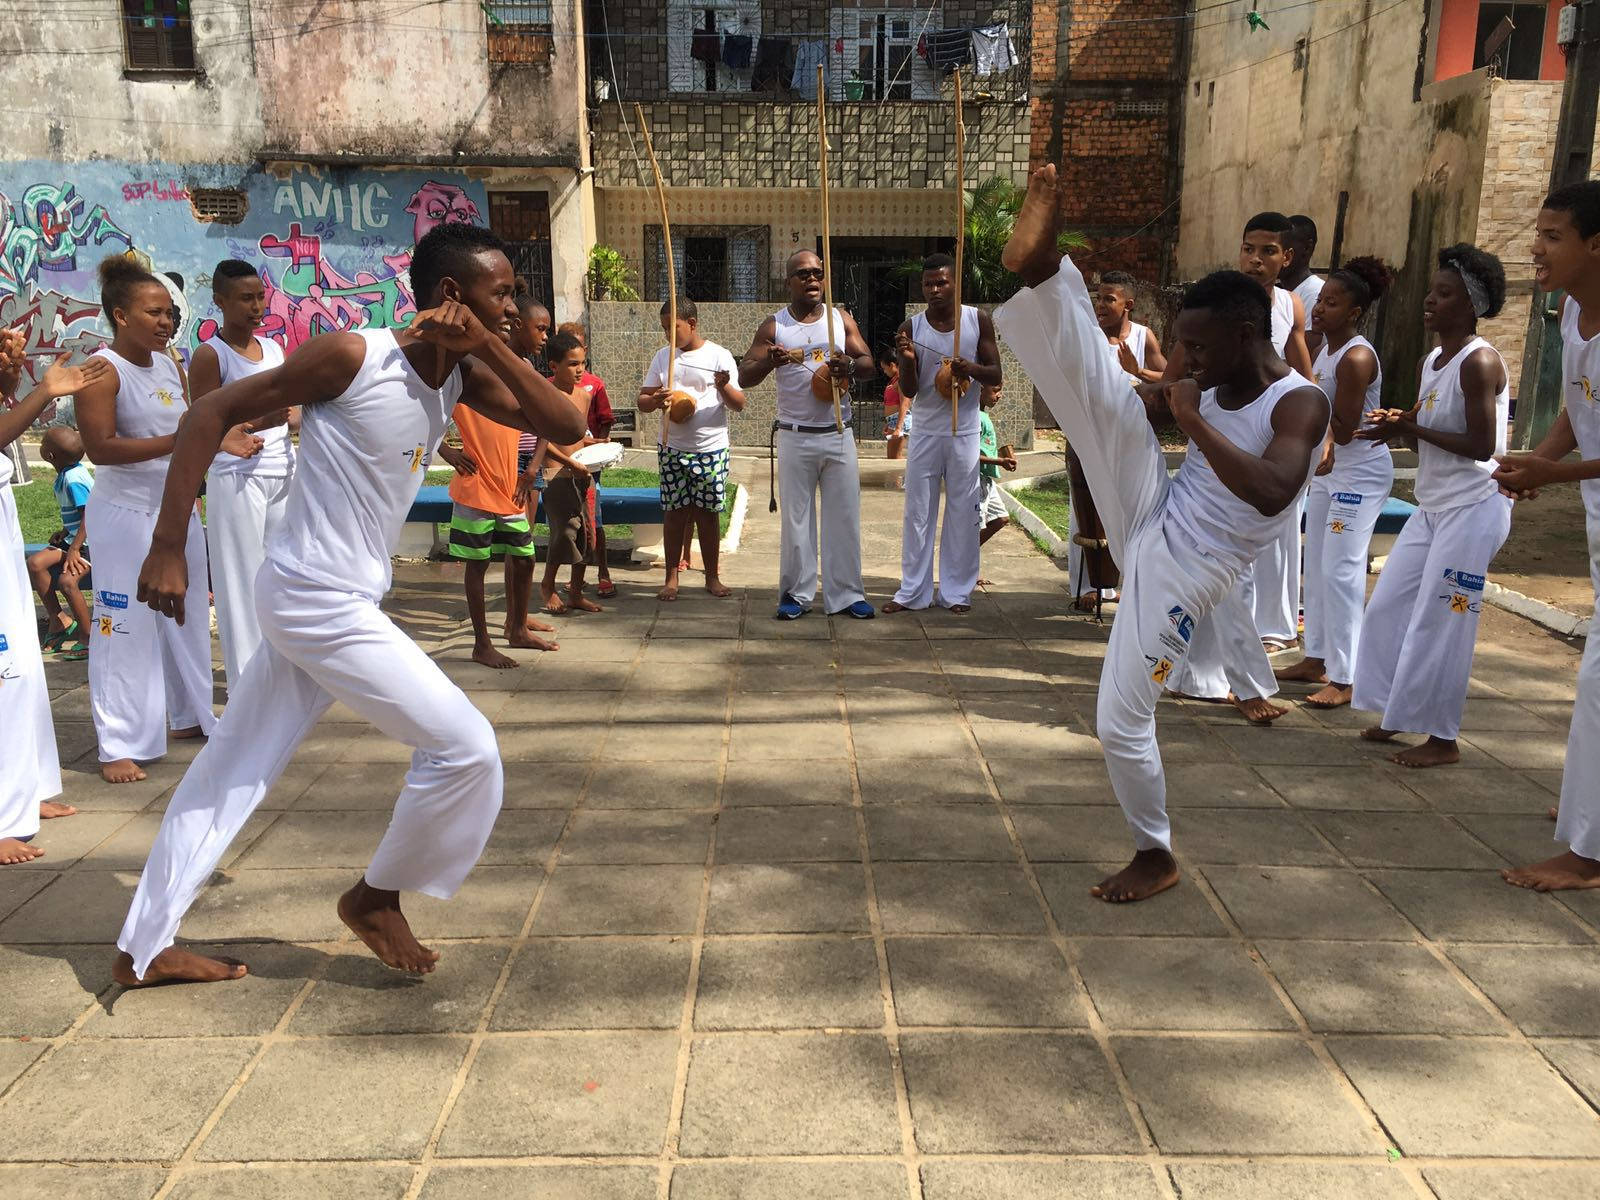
[123,0,195,73]
[1474,3,1548,80]
[489,191,555,309]
[485,0,553,65]
[830,5,940,102]
[645,225,769,303]
[667,1,761,94]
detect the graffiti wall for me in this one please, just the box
[0,161,489,387]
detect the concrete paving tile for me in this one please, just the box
[638,638,740,667]
[89,944,321,1037]
[1448,945,1600,1035]
[1035,864,1231,936]
[421,1165,657,1200]
[850,717,974,759]
[886,936,1082,1027]
[80,811,280,873]
[55,763,184,812]
[737,663,838,691]
[1078,937,1295,1031]
[559,810,713,864]
[516,659,635,691]
[1455,812,1564,865]
[671,1162,909,1200]
[722,758,854,806]
[0,1038,43,1091]
[0,945,106,1035]
[1424,1166,1597,1200]
[442,1032,678,1156]
[1304,811,1502,869]
[494,723,608,762]
[0,1166,166,1200]
[404,866,544,938]
[920,1162,1161,1200]
[900,1032,1137,1153]
[854,756,990,804]
[865,805,1015,861]
[715,806,860,863]
[1117,1035,1381,1154]
[602,722,725,761]
[1329,1036,1600,1156]
[1137,722,1235,763]
[7,812,135,870]
[1462,729,1572,770]
[1259,940,1499,1034]
[1011,805,1132,862]
[1169,809,1339,866]
[967,717,1102,759]
[0,870,140,944]
[0,871,55,924]
[728,719,849,761]
[956,692,1071,724]
[622,665,734,699]
[535,864,704,934]
[706,863,869,933]
[501,760,591,808]
[1203,866,1415,941]
[1212,726,1369,765]
[579,760,717,812]
[1167,1163,1416,1200]
[200,1035,466,1161]
[0,1038,257,1161]
[1367,869,1592,944]
[1459,699,1558,732]
[166,1165,413,1199]
[1255,765,1424,810]
[289,944,507,1035]
[1162,763,1286,808]
[695,936,882,1029]
[730,690,841,724]
[490,938,691,1031]
[984,757,1114,804]
[475,809,569,865]
[741,639,841,669]
[336,729,435,764]
[678,1031,900,1155]
[288,762,410,810]
[1536,1038,1600,1107]
[841,683,959,718]
[874,863,1046,934]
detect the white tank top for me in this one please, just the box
[1167,370,1322,573]
[1313,335,1390,481]
[1560,298,1600,529]
[267,329,461,601]
[910,306,982,437]
[1294,275,1324,331]
[772,305,851,426]
[1104,322,1152,374]
[90,347,187,512]
[209,334,293,477]
[1270,286,1296,356]
[1413,337,1509,513]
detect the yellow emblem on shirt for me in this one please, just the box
[1424,389,1439,411]
[156,389,176,407]
[1150,657,1173,684]
[1449,592,1470,613]
[1574,376,1595,406]
[810,348,825,363]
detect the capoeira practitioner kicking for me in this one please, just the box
[188,259,295,691]
[739,250,876,620]
[995,166,1327,901]
[1275,257,1394,708]
[1351,243,1510,769]
[76,257,226,784]
[883,253,1002,614]
[1502,182,1600,890]
[0,353,111,863]
[112,224,585,986]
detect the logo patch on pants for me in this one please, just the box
[1439,569,1485,614]
[1149,656,1173,684]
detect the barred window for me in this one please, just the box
[485,1,553,65]
[123,0,196,73]
[190,188,248,225]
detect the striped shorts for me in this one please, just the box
[448,502,535,561]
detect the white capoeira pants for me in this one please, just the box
[1557,525,1600,859]
[1,486,61,841]
[1352,492,1512,741]
[995,261,1234,852]
[894,430,981,609]
[1302,469,1391,683]
[1168,575,1279,702]
[1251,494,1304,643]
[777,428,865,612]
[86,495,217,763]
[117,560,504,979]
[208,471,292,690]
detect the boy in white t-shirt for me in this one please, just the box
[639,298,745,601]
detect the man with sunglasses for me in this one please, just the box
[739,250,876,620]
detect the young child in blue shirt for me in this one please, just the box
[26,426,92,659]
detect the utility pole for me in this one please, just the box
[1514,0,1600,448]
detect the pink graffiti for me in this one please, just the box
[121,180,190,203]
[259,222,324,268]
[404,180,480,243]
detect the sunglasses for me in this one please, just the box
[791,268,825,281]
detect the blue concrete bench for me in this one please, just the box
[405,484,664,527]
[23,543,93,592]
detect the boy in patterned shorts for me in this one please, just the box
[638,297,746,600]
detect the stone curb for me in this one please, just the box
[1483,580,1591,639]
[723,482,750,554]
[1000,471,1070,560]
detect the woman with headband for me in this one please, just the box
[1351,244,1511,768]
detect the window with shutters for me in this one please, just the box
[666,0,761,94]
[828,5,941,102]
[484,0,553,65]
[122,0,196,74]
[644,225,769,303]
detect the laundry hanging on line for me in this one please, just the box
[722,33,753,69]
[791,40,827,97]
[920,28,973,74]
[970,22,1016,76]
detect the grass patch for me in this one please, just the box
[13,467,62,545]
[1010,474,1072,540]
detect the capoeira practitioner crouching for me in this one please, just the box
[188,259,295,691]
[1502,181,1600,891]
[883,253,1002,614]
[112,224,585,986]
[1351,243,1511,769]
[738,250,876,620]
[0,354,111,863]
[994,166,1327,901]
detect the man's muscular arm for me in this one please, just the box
[738,316,782,390]
[1168,379,1328,516]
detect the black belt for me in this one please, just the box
[774,420,852,434]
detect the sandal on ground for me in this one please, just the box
[41,622,78,652]
[58,641,88,662]
[597,580,618,598]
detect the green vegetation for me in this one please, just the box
[586,244,640,302]
[1011,475,1072,540]
[12,468,61,545]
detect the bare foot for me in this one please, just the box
[881,600,912,614]
[1305,683,1353,709]
[0,838,44,865]
[524,616,558,634]
[705,576,732,598]
[1001,164,1064,280]
[39,800,76,819]
[337,880,440,973]
[1274,658,1328,684]
[1550,806,1560,822]
[1090,849,1180,903]
[658,579,679,602]
[112,946,247,987]
[506,627,559,652]
[1503,850,1600,892]
[101,759,147,784]
[471,642,519,669]
[1230,693,1289,725]
[542,594,568,615]
[171,725,205,741]
[567,593,603,613]
[1391,737,1460,769]
[1360,726,1399,743]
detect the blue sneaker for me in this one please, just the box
[831,600,876,619]
[775,594,808,620]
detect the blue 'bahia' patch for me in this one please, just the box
[1441,569,1485,593]
[1332,491,1363,504]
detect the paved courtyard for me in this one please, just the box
[0,453,1595,1200]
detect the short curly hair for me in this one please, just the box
[1437,243,1506,320]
